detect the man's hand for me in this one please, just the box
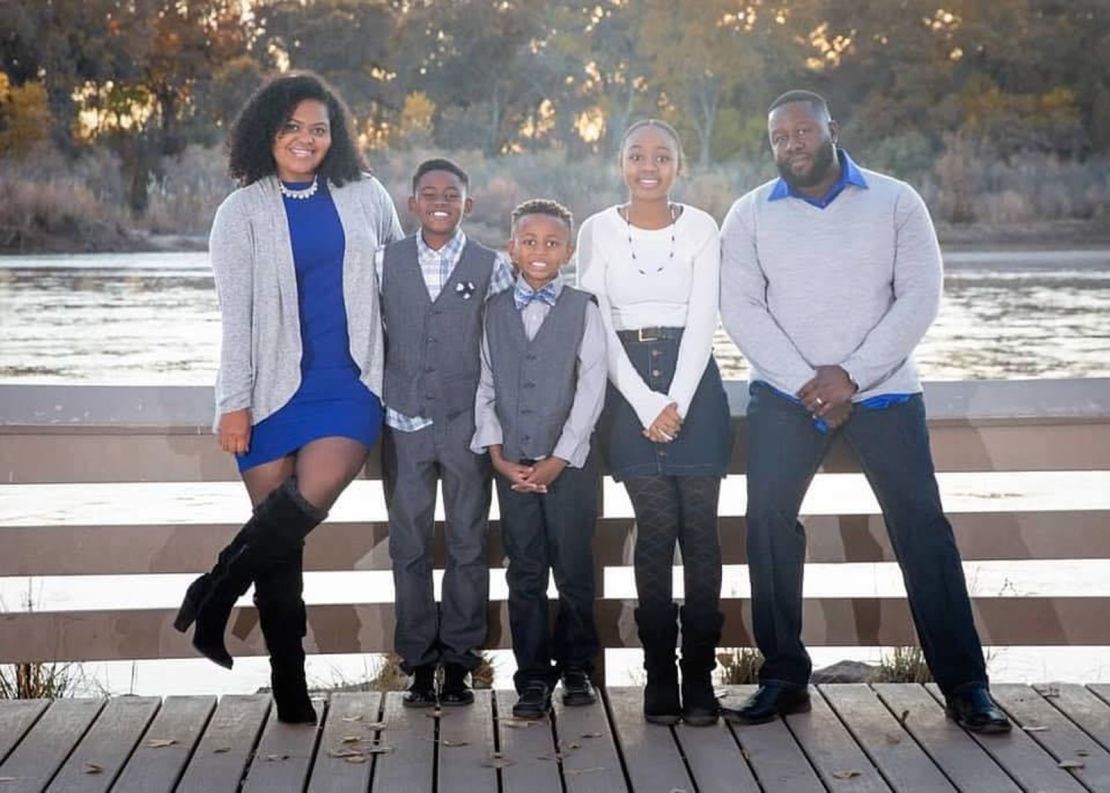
[821,401,854,430]
[797,366,858,417]
[217,408,251,454]
[643,402,683,443]
[519,457,567,493]
[490,445,538,491]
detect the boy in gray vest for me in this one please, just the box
[471,199,608,719]
[378,159,514,707]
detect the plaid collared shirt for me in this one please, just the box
[376,230,515,431]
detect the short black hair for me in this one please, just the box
[412,158,469,193]
[227,71,366,187]
[619,118,685,173]
[510,198,574,236]
[768,90,831,118]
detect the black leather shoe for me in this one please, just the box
[946,687,1012,734]
[440,663,475,707]
[513,681,553,719]
[561,669,597,707]
[721,685,811,724]
[402,665,438,708]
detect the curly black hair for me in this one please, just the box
[226,71,366,187]
[510,198,574,236]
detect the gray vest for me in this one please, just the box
[485,286,591,462]
[381,235,496,420]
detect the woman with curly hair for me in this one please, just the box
[174,71,402,723]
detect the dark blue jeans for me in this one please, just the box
[745,382,987,696]
[498,452,600,692]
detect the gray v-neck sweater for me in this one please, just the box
[720,168,942,399]
[208,173,402,429]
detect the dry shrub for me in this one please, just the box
[715,647,763,685]
[874,646,933,684]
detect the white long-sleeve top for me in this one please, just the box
[576,204,720,428]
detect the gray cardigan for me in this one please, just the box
[209,174,403,429]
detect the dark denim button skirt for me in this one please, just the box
[599,329,732,481]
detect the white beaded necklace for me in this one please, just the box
[279,175,319,200]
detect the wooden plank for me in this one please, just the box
[493,689,560,793]
[720,686,823,793]
[553,686,627,793]
[306,691,381,793]
[604,687,691,791]
[780,686,889,792]
[1041,683,1110,754]
[673,714,760,792]
[240,699,324,793]
[15,596,1110,665]
[175,694,270,793]
[989,683,1110,790]
[0,700,48,765]
[871,684,1017,793]
[923,684,1086,793]
[47,696,160,793]
[369,691,434,793]
[435,688,498,792]
[820,684,955,792]
[0,698,104,793]
[112,695,216,793]
[10,510,1110,578]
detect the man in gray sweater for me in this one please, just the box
[719,90,1010,733]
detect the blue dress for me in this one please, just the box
[236,180,383,472]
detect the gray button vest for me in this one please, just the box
[381,235,496,420]
[485,286,591,461]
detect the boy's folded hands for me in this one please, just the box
[489,445,567,493]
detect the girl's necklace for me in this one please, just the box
[623,202,677,275]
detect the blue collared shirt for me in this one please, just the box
[768,149,868,209]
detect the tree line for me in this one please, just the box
[1,0,1108,217]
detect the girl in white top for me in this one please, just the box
[577,120,731,727]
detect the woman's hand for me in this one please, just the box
[217,409,251,455]
[643,402,683,444]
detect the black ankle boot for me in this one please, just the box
[256,548,317,724]
[175,478,326,669]
[679,606,724,726]
[636,603,681,725]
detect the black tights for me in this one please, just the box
[625,475,723,616]
[241,436,369,511]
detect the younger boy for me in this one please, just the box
[471,199,608,718]
[378,158,514,707]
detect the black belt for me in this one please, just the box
[617,326,684,342]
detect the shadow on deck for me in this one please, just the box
[3,683,1110,792]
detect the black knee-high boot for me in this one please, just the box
[636,603,681,724]
[679,605,723,726]
[174,478,326,669]
[255,546,317,724]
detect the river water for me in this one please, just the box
[1,250,1110,695]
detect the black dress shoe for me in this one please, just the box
[721,685,811,724]
[402,665,438,708]
[946,687,1012,734]
[513,681,553,719]
[439,663,475,707]
[561,669,597,707]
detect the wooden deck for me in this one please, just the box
[3,683,1110,792]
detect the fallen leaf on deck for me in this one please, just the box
[366,744,394,754]
[145,738,177,748]
[341,714,363,722]
[327,749,363,759]
[340,735,362,743]
[1077,749,1091,757]
[581,732,603,738]
[897,709,910,724]
[482,753,515,768]
[363,721,388,730]
[832,770,861,780]
[1040,686,1061,698]
[568,741,581,749]
[1022,725,1049,732]
[565,767,606,776]
[262,753,288,762]
[441,739,469,747]
[0,777,20,783]
[1059,760,1085,769]
[885,733,902,745]
[343,755,368,764]
[502,720,534,729]
[82,763,103,775]
[212,747,230,754]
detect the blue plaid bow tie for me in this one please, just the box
[513,283,558,310]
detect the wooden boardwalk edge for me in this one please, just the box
[3,684,1110,791]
